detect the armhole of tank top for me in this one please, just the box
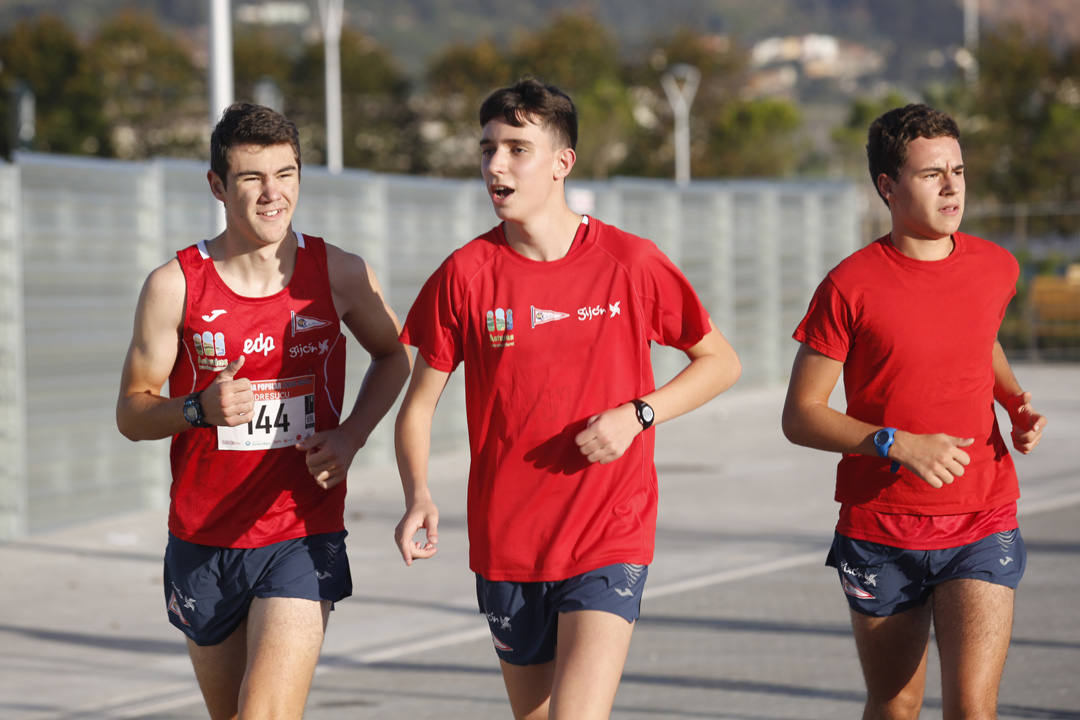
[177,245,198,337]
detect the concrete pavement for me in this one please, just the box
[2,362,1078,719]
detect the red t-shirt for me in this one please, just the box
[794,233,1020,543]
[401,217,712,581]
[168,232,347,548]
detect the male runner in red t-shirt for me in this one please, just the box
[394,78,741,719]
[783,104,1047,719]
[116,103,410,719]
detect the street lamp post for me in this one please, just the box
[208,0,234,127]
[661,63,700,186]
[318,0,344,174]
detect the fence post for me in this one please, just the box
[759,189,782,384]
[0,163,28,539]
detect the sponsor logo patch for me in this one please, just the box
[485,308,515,348]
[193,330,228,371]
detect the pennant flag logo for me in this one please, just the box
[531,305,570,328]
[292,311,332,335]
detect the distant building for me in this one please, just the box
[747,34,884,98]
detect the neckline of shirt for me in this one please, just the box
[496,215,593,268]
[197,229,306,301]
[879,231,966,270]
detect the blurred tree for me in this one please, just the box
[829,90,910,180]
[511,12,635,178]
[233,28,294,113]
[85,10,204,159]
[421,12,639,179]
[289,27,423,172]
[618,27,804,179]
[422,38,513,176]
[702,98,803,176]
[0,15,110,159]
[966,24,1080,213]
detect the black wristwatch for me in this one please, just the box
[182,392,212,428]
[632,399,655,430]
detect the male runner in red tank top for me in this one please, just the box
[783,104,1047,719]
[116,103,410,719]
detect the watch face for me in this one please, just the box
[183,399,199,423]
[641,405,655,423]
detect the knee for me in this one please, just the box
[865,688,924,720]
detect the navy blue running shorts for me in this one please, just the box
[826,528,1026,617]
[163,530,352,646]
[475,562,648,666]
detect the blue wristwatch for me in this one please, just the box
[873,427,900,473]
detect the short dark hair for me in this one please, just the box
[867,104,960,205]
[479,78,578,150]
[210,103,301,187]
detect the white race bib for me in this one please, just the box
[217,375,316,451]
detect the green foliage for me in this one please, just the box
[85,10,204,159]
[287,28,425,173]
[233,28,294,111]
[961,23,1080,234]
[0,15,110,157]
[703,99,803,177]
[829,91,910,179]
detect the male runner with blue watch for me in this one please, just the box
[782,104,1047,719]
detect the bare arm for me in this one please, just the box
[116,260,254,441]
[297,245,413,489]
[991,340,1046,454]
[574,321,742,464]
[393,356,451,564]
[781,343,974,489]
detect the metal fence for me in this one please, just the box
[0,153,860,538]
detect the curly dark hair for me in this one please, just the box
[210,103,301,187]
[867,104,959,206]
[479,77,577,150]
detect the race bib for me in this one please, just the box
[217,375,316,451]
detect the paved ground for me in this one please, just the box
[2,363,1078,719]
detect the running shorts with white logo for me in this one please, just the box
[476,562,648,665]
[826,528,1026,617]
[164,530,352,645]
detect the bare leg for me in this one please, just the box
[239,597,331,719]
[187,618,248,720]
[932,579,1014,720]
[499,659,556,720]
[548,610,635,720]
[849,603,932,720]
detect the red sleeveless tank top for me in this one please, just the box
[168,232,346,547]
